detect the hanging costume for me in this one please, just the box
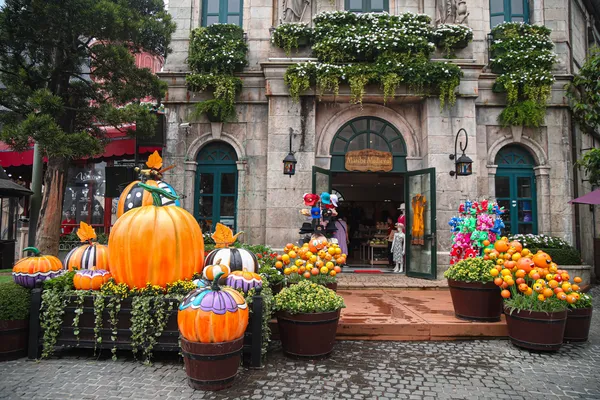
[411,194,426,245]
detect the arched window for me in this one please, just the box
[495,145,537,235]
[195,142,238,233]
[490,0,529,28]
[345,0,388,13]
[330,117,407,172]
[202,0,243,26]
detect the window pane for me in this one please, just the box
[370,134,389,152]
[199,196,213,217]
[517,176,532,198]
[338,125,354,140]
[497,199,511,233]
[205,15,219,25]
[206,0,219,14]
[495,176,510,198]
[391,139,405,154]
[370,119,385,134]
[518,200,533,222]
[348,134,368,152]
[518,223,533,234]
[220,197,235,217]
[227,15,240,25]
[200,220,213,233]
[221,173,236,194]
[349,0,363,10]
[491,15,504,27]
[382,126,398,141]
[332,139,347,153]
[490,0,504,14]
[512,16,524,22]
[511,0,524,14]
[352,118,367,133]
[371,0,384,11]
[199,173,214,194]
[228,0,240,13]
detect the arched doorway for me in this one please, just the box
[495,145,537,235]
[314,116,436,279]
[195,141,238,232]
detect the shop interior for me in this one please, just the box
[332,172,405,271]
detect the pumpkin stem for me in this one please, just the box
[138,182,180,207]
[23,247,41,256]
[211,271,224,291]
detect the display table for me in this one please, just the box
[369,243,389,265]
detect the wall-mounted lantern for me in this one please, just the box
[283,129,297,177]
[449,128,473,178]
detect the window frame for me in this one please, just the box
[345,0,389,13]
[490,0,529,28]
[202,0,243,27]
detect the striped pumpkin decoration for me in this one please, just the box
[64,243,109,271]
[205,248,258,273]
[116,180,180,218]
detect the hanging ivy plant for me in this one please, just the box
[106,295,122,361]
[72,291,85,345]
[187,24,248,122]
[490,22,557,127]
[283,11,463,107]
[432,24,473,58]
[271,23,313,56]
[93,293,105,355]
[567,48,600,133]
[40,289,68,358]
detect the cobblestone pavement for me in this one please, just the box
[1,286,599,400]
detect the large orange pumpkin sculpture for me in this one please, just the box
[12,247,63,288]
[178,269,248,343]
[116,151,180,217]
[108,183,205,288]
[63,222,109,271]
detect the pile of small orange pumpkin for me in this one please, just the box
[488,237,583,303]
[277,237,345,280]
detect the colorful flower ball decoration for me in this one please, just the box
[73,269,112,290]
[116,151,180,217]
[108,183,205,288]
[12,247,63,288]
[225,270,263,293]
[178,269,249,391]
[204,223,258,273]
[63,222,109,271]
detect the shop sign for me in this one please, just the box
[345,149,393,172]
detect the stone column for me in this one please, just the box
[534,165,551,235]
[486,164,497,198]
[236,160,249,235]
[183,161,198,213]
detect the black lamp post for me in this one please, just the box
[283,129,297,177]
[449,128,473,178]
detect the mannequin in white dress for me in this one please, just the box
[391,223,406,273]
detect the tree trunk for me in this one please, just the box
[36,156,69,256]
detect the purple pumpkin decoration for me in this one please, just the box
[225,270,263,293]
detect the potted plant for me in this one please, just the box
[274,280,345,358]
[0,282,31,361]
[564,287,593,342]
[490,240,573,351]
[271,23,313,56]
[178,265,249,390]
[432,24,473,58]
[444,257,503,321]
[279,241,344,292]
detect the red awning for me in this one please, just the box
[0,125,161,168]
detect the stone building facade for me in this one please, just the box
[160,0,600,278]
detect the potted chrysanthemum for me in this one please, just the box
[274,281,345,358]
[564,288,593,342]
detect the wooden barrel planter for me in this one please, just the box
[277,310,340,358]
[0,320,28,361]
[564,307,593,342]
[447,279,503,322]
[504,307,567,351]
[180,336,244,391]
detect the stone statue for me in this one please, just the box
[436,0,469,25]
[282,0,310,23]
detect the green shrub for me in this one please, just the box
[508,234,571,249]
[271,23,312,56]
[0,282,31,320]
[444,257,495,283]
[274,280,345,314]
[530,248,582,265]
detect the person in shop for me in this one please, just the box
[61,211,76,235]
[397,203,405,232]
[332,216,349,256]
[386,216,395,265]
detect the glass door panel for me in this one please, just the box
[495,172,537,235]
[405,168,436,279]
[312,166,331,194]
[195,166,238,232]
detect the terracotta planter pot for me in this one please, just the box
[0,320,28,361]
[504,307,567,351]
[276,310,340,358]
[180,336,244,391]
[564,307,593,342]
[447,279,503,322]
